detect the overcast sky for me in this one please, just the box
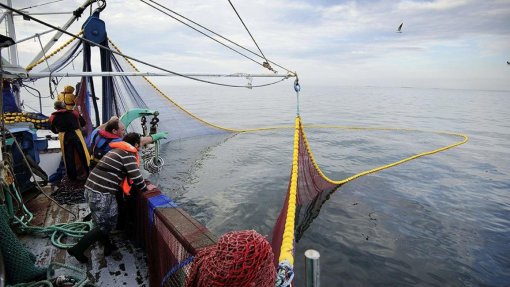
[7,0,510,91]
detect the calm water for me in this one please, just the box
[147,85,509,286]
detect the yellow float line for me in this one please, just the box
[277,119,468,267]
[107,38,239,133]
[26,31,83,72]
[301,126,468,185]
[278,116,301,265]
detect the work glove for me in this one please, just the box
[150,131,168,142]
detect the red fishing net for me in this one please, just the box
[271,118,340,265]
[186,230,276,287]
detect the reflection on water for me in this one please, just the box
[295,184,342,242]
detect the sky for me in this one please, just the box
[4,0,510,91]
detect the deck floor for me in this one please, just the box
[19,188,149,286]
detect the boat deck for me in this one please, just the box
[18,187,149,286]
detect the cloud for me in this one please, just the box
[398,0,467,11]
[7,0,510,90]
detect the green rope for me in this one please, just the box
[7,182,93,249]
[6,262,92,287]
[15,220,93,249]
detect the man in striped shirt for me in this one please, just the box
[68,132,148,263]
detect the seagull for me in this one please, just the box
[396,22,403,33]
[507,61,510,65]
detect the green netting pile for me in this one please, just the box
[0,205,47,285]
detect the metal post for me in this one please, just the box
[305,249,320,287]
[0,33,16,213]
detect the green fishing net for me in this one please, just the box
[0,205,47,284]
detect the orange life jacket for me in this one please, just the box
[109,141,140,196]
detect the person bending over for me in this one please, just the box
[88,117,166,169]
[68,132,148,263]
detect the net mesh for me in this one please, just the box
[132,185,217,287]
[186,230,276,287]
[26,36,233,142]
[0,205,47,285]
[108,45,234,141]
[271,117,340,269]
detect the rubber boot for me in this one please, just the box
[101,233,118,256]
[83,213,92,221]
[67,227,103,263]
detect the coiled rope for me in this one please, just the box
[141,142,165,174]
[9,262,91,287]
[3,128,93,248]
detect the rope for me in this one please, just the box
[227,0,274,73]
[275,260,294,287]
[161,256,194,287]
[47,262,90,287]
[2,128,93,249]
[19,0,65,10]
[275,117,468,278]
[4,168,92,250]
[13,216,93,249]
[9,262,91,287]
[25,31,83,72]
[108,38,240,133]
[140,0,264,70]
[3,128,77,219]
[141,142,165,174]
[278,117,300,266]
[300,123,469,185]
[0,5,294,89]
[141,0,294,74]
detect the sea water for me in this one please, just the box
[26,84,509,285]
[150,85,510,286]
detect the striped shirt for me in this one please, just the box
[85,148,147,195]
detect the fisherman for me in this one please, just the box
[49,100,90,181]
[68,132,155,263]
[57,85,77,111]
[87,116,167,169]
[83,115,166,227]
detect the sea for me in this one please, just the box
[29,84,510,286]
[148,84,510,287]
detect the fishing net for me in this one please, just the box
[108,46,233,141]
[271,117,340,269]
[131,184,217,287]
[50,175,86,205]
[0,205,47,284]
[24,26,232,143]
[186,230,276,287]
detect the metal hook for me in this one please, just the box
[96,0,107,12]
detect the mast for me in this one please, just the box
[2,0,21,109]
[27,0,99,68]
[4,0,18,66]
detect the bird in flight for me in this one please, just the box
[397,22,403,33]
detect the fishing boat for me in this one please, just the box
[0,0,300,286]
[0,1,469,286]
